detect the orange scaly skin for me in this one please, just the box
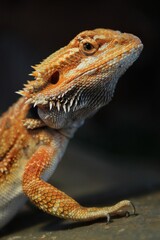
[0,29,143,229]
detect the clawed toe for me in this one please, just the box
[108,200,136,219]
[129,201,136,215]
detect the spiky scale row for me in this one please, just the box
[23,118,45,129]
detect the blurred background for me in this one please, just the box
[0,0,160,203]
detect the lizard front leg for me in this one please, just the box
[23,145,135,222]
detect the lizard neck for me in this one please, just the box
[56,119,84,139]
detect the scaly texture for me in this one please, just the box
[0,28,143,229]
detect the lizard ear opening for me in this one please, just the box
[50,71,60,85]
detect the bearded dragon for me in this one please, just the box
[0,28,143,229]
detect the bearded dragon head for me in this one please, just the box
[18,28,143,129]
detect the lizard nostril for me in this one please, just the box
[50,71,60,84]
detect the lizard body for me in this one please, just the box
[0,28,143,229]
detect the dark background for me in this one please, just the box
[0,0,160,162]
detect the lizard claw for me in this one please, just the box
[125,211,130,217]
[106,213,110,224]
[129,201,136,216]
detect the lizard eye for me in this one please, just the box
[83,42,94,51]
[80,38,98,55]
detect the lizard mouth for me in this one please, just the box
[38,84,83,113]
